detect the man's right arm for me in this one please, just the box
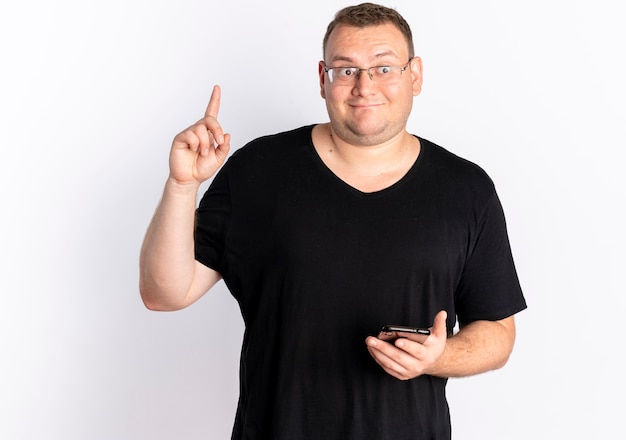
[139,178,222,311]
[139,85,230,311]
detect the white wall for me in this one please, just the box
[1,1,624,438]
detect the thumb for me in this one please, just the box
[432,310,448,337]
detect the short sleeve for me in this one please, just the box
[454,191,526,324]
[194,163,232,273]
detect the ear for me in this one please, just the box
[410,56,424,97]
[318,61,327,99]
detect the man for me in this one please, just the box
[140,3,526,439]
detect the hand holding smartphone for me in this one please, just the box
[378,325,431,343]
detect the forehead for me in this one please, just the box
[325,23,409,62]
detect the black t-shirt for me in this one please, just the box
[195,125,526,440]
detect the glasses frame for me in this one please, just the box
[323,58,414,84]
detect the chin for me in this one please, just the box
[346,131,392,147]
[345,123,398,146]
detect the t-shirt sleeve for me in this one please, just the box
[194,163,232,273]
[454,190,527,324]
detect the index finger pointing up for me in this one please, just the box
[204,85,222,118]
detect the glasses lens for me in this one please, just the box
[331,68,356,83]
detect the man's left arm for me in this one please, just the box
[428,315,516,378]
[366,311,517,380]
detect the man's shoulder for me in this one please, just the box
[218,125,315,180]
[418,136,494,185]
[232,125,314,159]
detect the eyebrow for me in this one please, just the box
[328,50,399,64]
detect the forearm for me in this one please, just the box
[139,178,200,310]
[428,316,516,378]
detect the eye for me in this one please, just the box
[337,67,358,78]
[375,66,392,75]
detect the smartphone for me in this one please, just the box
[378,325,431,342]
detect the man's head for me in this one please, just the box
[323,3,414,61]
[319,3,422,147]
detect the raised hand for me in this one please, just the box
[169,85,231,186]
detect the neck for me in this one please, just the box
[311,123,420,193]
[326,124,416,175]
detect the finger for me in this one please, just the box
[367,337,412,367]
[212,133,231,160]
[204,85,222,119]
[174,129,201,152]
[367,345,412,380]
[192,123,215,153]
[203,85,225,145]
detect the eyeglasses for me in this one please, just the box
[323,58,413,85]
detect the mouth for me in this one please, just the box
[349,102,383,109]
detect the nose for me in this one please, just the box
[353,68,376,94]
[357,68,374,82]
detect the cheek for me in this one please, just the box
[324,87,345,109]
[323,74,350,99]
[389,83,415,107]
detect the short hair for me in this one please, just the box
[323,3,415,59]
